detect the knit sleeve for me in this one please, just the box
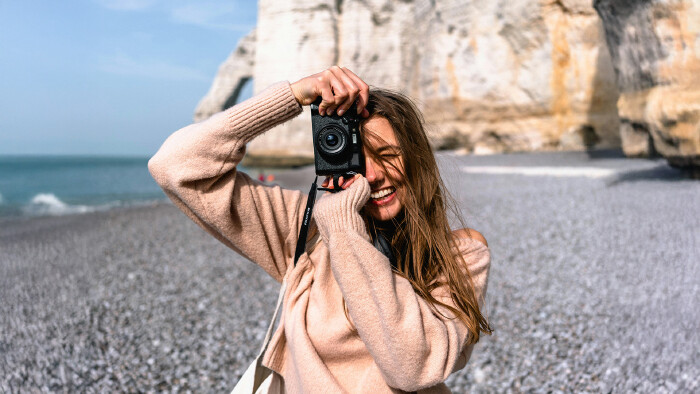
[148,82,305,282]
[313,178,491,391]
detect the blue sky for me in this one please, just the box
[0,0,257,156]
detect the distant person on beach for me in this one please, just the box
[149,67,491,392]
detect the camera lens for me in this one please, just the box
[318,126,347,156]
[326,134,338,147]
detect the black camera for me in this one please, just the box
[310,97,365,180]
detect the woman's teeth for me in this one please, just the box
[371,187,395,200]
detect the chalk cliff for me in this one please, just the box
[197,0,625,166]
[595,0,700,174]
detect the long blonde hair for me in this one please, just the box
[346,88,492,344]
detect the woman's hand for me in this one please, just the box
[290,66,370,118]
[321,173,361,191]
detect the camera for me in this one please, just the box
[310,97,365,180]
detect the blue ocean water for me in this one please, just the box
[0,156,170,218]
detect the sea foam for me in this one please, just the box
[24,193,93,216]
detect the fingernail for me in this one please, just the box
[338,109,344,116]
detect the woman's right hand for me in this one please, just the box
[290,66,370,118]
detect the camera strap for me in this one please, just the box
[293,177,319,266]
[293,175,348,266]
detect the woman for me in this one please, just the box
[149,66,491,393]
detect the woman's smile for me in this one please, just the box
[369,186,397,205]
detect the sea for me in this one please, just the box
[0,156,176,218]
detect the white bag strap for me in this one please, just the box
[257,279,287,357]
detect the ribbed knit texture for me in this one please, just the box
[313,177,372,243]
[149,82,491,393]
[225,82,301,144]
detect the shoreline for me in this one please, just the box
[0,147,677,227]
[0,163,319,226]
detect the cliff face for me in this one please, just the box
[197,0,622,166]
[595,0,700,172]
[402,0,620,154]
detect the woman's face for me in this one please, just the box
[362,116,405,222]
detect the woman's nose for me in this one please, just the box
[365,157,377,182]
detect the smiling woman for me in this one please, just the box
[149,66,492,393]
[324,88,492,350]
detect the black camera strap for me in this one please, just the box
[293,177,319,266]
[293,176,349,266]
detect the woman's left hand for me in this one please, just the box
[321,174,360,191]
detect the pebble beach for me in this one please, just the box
[1,150,698,392]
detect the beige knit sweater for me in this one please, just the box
[148,81,491,393]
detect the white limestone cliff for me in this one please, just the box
[196,0,623,166]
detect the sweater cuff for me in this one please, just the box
[225,81,303,144]
[313,177,372,242]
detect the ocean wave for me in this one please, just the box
[23,193,94,216]
[11,194,168,218]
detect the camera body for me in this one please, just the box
[310,98,365,178]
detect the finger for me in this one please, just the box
[321,177,330,187]
[329,66,360,116]
[326,73,349,116]
[342,68,370,116]
[316,75,335,116]
[343,173,362,189]
[343,177,355,189]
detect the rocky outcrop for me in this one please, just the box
[595,0,700,172]
[197,0,624,166]
[194,30,256,122]
[403,0,620,155]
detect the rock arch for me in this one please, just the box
[194,29,256,122]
